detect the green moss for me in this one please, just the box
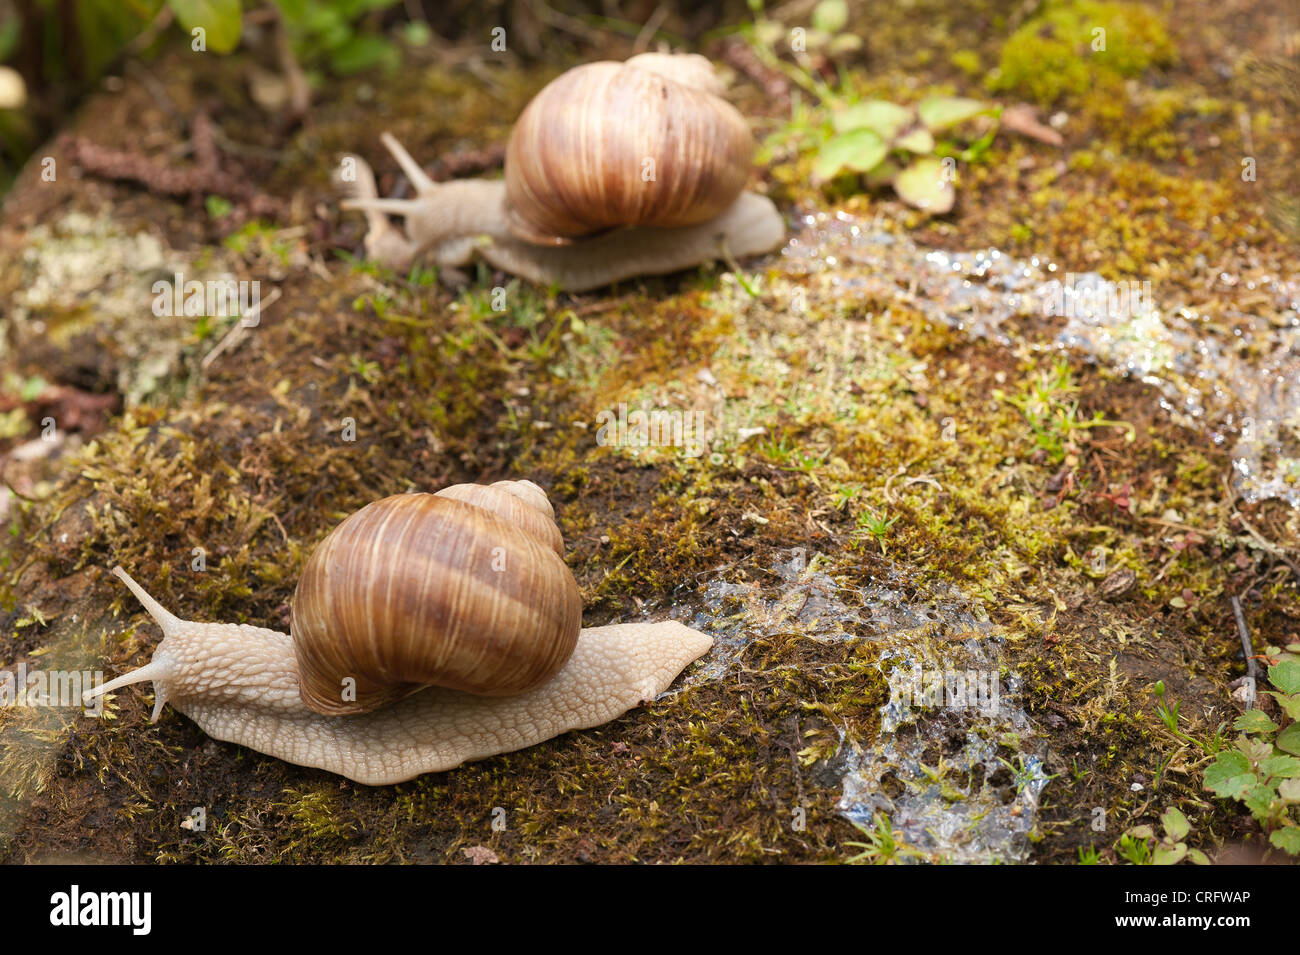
[991,1,1176,106]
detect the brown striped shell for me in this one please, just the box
[503,55,755,246]
[289,481,581,715]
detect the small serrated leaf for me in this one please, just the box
[1279,777,1300,802]
[1244,782,1278,817]
[1238,735,1272,762]
[1234,710,1277,734]
[1269,660,1300,695]
[1268,826,1300,855]
[1259,754,1300,778]
[1265,692,1300,720]
[1204,751,1255,798]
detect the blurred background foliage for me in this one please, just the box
[0,0,756,192]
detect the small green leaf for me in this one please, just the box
[1187,848,1210,865]
[812,0,849,34]
[1244,782,1277,817]
[1280,724,1300,760]
[833,100,914,140]
[1278,777,1300,802]
[918,96,988,131]
[1234,710,1278,735]
[1269,826,1300,855]
[1259,754,1300,778]
[1269,660,1300,695]
[892,156,955,213]
[1127,825,1155,840]
[1152,843,1187,865]
[1204,751,1255,798]
[814,128,888,180]
[895,127,935,153]
[1238,735,1273,763]
[329,35,400,75]
[1160,807,1189,841]
[168,0,242,54]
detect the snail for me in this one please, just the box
[82,480,712,785]
[335,52,786,291]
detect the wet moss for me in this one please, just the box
[991,0,1176,106]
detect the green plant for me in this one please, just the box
[814,96,998,213]
[740,0,996,214]
[1152,680,1228,757]
[1000,360,1135,464]
[1118,808,1208,865]
[1202,642,1300,856]
[275,0,405,76]
[996,754,1059,796]
[855,509,899,553]
[844,811,923,864]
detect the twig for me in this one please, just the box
[1230,595,1258,710]
[201,288,281,370]
[633,4,670,52]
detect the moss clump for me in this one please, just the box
[991,1,1176,106]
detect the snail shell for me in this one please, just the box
[289,480,581,715]
[503,55,756,246]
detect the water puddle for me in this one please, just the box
[777,210,1300,508]
[671,551,1048,864]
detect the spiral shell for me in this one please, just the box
[289,482,581,715]
[503,56,755,246]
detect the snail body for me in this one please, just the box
[336,53,785,290]
[84,481,712,785]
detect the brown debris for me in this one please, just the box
[59,114,287,219]
[1000,104,1065,147]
